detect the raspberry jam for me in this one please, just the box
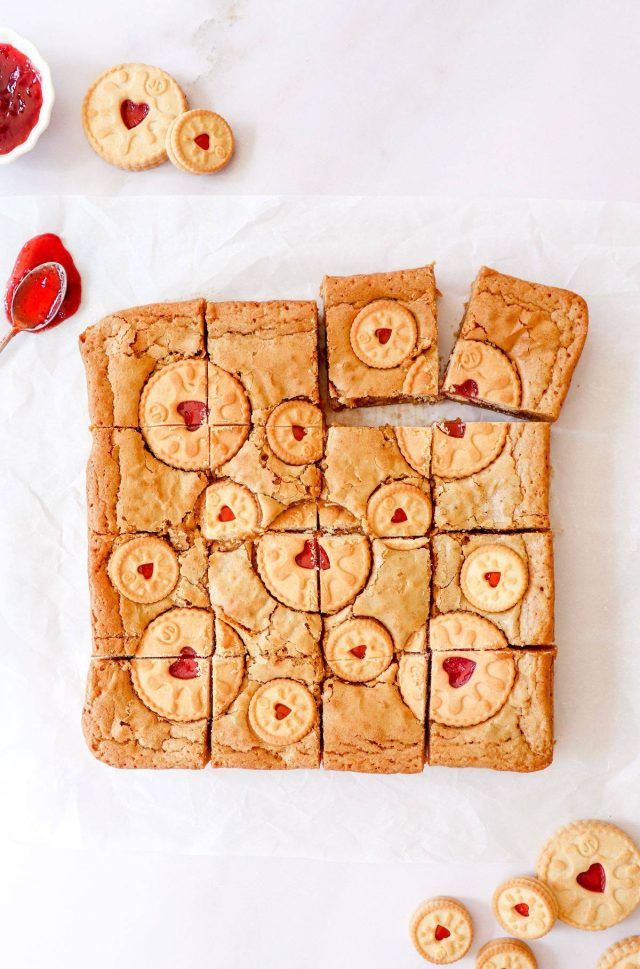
[350,645,367,660]
[375,327,392,344]
[514,903,530,917]
[0,44,43,156]
[443,656,476,688]
[441,418,466,438]
[275,703,291,720]
[218,505,236,522]
[10,263,65,329]
[169,647,199,680]
[434,925,451,941]
[391,508,408,523]
[576,863,606,894]
[451,379,478,399]
[5,234,81,330]
[137,563,154,580]
[176,400,207,431]
[484,571,501,588]
[194,133,210,150]
[120,99,149,130]
[295,538,330,571]
[292,425,306,441]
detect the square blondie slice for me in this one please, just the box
[82,657,211,769]
[442,267,588,421]
[79,300,206,428]
[206,300,320,425]
[432,420,550,531]
[211,653,322,769]
[428,648,555,771]
[320,426,432,538]
[322,656,428,773]
[208,541,322,659]
[322,265,438,409]
[87,428,208,535]
[431,532,554,647]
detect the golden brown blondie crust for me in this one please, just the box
[322,265,439,408]
[442,267,588,421]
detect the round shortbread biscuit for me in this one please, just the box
[410,896,473,964]
[207,363,251,425]
[432,421,508,479]
[366,481,432,538]
[536,820,640,931]
[317,533,372,614]
[82,63,187,170]
[265,400,325,465]
[166,109,234,175]
[596,936,640,969]
[139,359,207,427]
[402,352,437,396]
[430,651,516,727]
[248,678,317,746]
[492,876,558,940]
[395,426,432,476]
[460,544,528,613]
[256,534,319,612]
[476,938,537,969]
[430,612,508,651]
[137,607,213,658]
[202,480,261,541]
[131,657,209,722]
[324,617,394,682]
[350,299,418,369]
[445,339,521,409]
[398,654,427,722]
[212,655,245,716]
[107,536,179,604]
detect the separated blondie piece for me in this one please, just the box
[442,267,588,421]
[322,656,428,773]
[79,300,206,428]
[211,653,322,769]
[432,420,550,531]
[206,301,320,424]
[82,656,211,769]
[429,648,555,771]
[322,265,439,408]
[87,428,208,534]
[431,532,554,646]
[321,426,432,538]
[209,541,323,659]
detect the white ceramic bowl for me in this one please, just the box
[0,28,54,164]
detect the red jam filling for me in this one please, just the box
[120,99,149,130]
[292,425,306,441]
[434,925,451,941]
[514,903,530,917]
[316,541,330,570]
[350,645,367,660]
[441,418,466,438]
[391,507,408,524]
[5,234,81,330]
[137,562,154,580]
[295,539,317,570]
[275,703,291,720]
[0,44,43,156]
[484,571,501,588]
[10,263,64,329]
[375,327,392,345]
[443,656,476,689]
[218,505,236,522]
[451,379,478,399]
[176,400,207,431]
[169,647,199,680]
[194,132,210,150]
[576,863,606,894]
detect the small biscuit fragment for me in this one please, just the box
[410,896,473,964]
[476,938,537,968]
[492,876,557,940]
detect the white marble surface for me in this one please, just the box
[2,4,640,969]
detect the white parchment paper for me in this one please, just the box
[1,196,638,862]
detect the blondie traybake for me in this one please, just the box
[80,289,561,774]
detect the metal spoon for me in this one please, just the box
[0,261,68,355]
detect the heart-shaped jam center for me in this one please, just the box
[576,862,606,893]
[292,425,306,441]
[484,571,501,588]
[120,99,149,130]
[434,925,451,941]
[391,507,408,523]
[443,656,477,689]
[137,562,154,580]
[218,505,236,522]
[442,418,466,438]
[176,400,208,431]
[451,379,479,399]
[169,647,199,680]
[514,903,530,917]
[316,541,330,570]
[350,645,367,660]
[375,327,392,345]
[275,703,291,720]
[295,538,330,571]
[194,133,210,150]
